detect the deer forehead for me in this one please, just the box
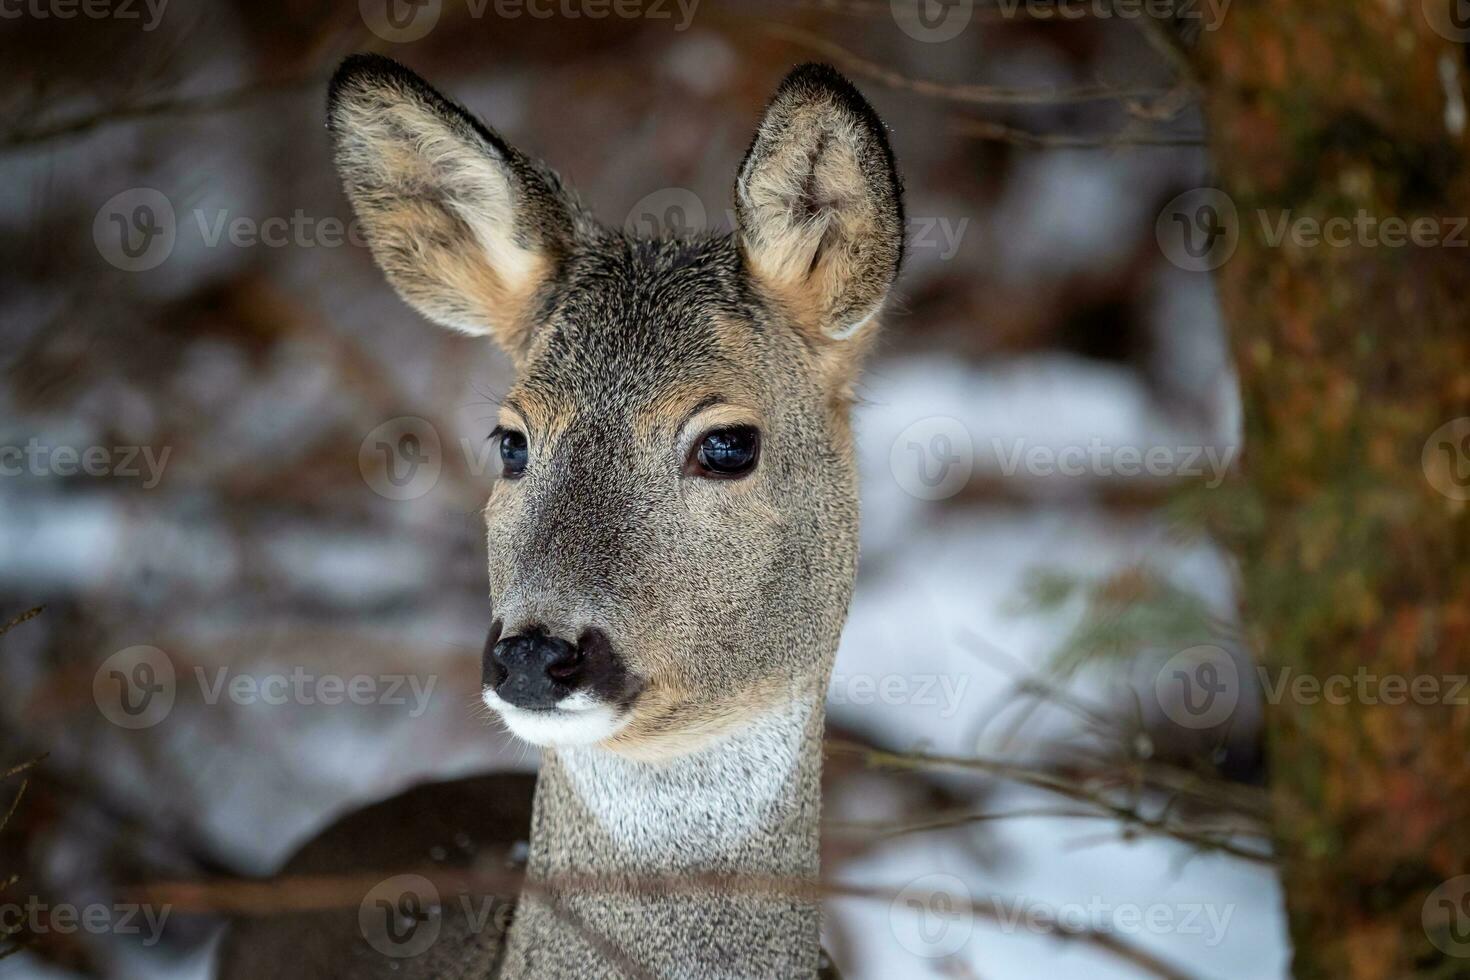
[503,258,820,441]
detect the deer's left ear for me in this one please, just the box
[735,63,904,355]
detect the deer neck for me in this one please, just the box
[496,692,826,979]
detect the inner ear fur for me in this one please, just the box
[735,63,904,359]
[327,54,587,359]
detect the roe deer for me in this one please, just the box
[217,53,902,980]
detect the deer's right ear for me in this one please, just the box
[327,55,579,359]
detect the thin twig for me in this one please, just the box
[951,116,1205,148]
[827,805,1101,840]
[763,22,1172,106]
[0,75,326,152]
[0,607,42,639]
[830,741,1274,863]
[136,865,1201,980]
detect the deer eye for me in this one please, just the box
[495,428,528,479]
[688,426,760,479]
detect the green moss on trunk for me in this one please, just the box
[1197,3,1470,977]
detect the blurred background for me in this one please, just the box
[0,1,1286,976]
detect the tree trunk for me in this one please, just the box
[1194,3,1470,976]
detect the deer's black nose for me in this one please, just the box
[484,626,584,710]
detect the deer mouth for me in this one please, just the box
[482,686,639,747]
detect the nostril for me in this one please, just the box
[481,619,506,689]
[545,647,583,682]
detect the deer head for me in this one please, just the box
[328,55,903,761]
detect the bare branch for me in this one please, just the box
[761,23,1173,106]
[0,75,325,153]
[950,116,1205,148]
[0,607,42,639]
[829,740,1274,864]
[135,866,1202,980]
